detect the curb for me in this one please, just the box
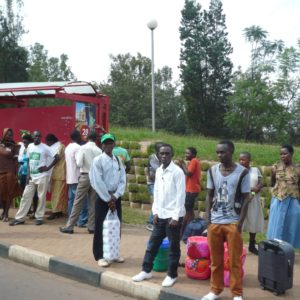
[0,241,198,300]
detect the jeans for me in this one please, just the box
[93,197,122,261]
[67,184,88,226]
[147,184,154,224]
[142,217,182,278]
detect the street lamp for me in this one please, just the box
[147,19,158,132]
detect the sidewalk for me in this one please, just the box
[0,209,299,300]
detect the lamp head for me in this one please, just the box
[147,19,158,30]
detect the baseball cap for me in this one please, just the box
[100,133,115,143]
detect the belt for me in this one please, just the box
[80,172,88,175]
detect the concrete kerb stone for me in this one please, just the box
[8,245,53,271]
[0,241,190,300]
[159,288,198,300]
[101,271,161,300]
[49,256,102,287]
[0,242,11,258]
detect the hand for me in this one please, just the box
[169,219,178,227]
[108,199,116,211]
[237,222,243,233]
[109,192,117,201]
[153,214,158,225]
[38,166,48,172]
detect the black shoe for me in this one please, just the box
[78,223,87,228]
[48,212,63,220]
[9,219,25,226]
[59,226,74,234]
[249,242,259,255]
[35,219,44,226]
[88,229,94,234]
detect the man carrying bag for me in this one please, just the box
[89,133,126,267]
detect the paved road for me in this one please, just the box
[0,258,136,300]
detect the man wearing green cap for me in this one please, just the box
[89,133,126,267]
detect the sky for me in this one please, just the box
[5,0,300,83]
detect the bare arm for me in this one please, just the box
[271,167,276,187]
[205,189,214,225]
[237,192,250,232]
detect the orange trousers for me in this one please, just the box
[208,224,243,297]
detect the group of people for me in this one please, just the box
[1,127,300,300]
[133,140,300,300]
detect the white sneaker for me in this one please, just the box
[146,224,154,231]
[233,297,243,300]
[97,259,111,267]
[132,271,153,282]
[114,257,125,263]
[162,275,177,287]
[201,292,220,300]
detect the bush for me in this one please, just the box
[136,158,148,167]
[263,176,271,187]
[122,192,129,201]
[201,171,207,181]
[137,175,147,184]
[130,150,143,158]
[127,175,136,183]
[138,185,148,193]
[129,141,140,149]
[200,180,207,191]
[198,201,206,212]
[135,166,145,175]
[201,161,211,171]
[198,191,207,201]
[130,193,149,203]
[128,183,139,193]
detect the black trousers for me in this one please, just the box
[93,197,122,261]
[142,217,182,278]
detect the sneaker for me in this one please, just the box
[132,271,152,282]
[162,275,177,287]
[35,219,44,225]
[146,224,154,231]
[59,226,74,234]
[9,219,25,226]
[233,297,243,300]
[114,257,125,263]
[201,292,220,300]
[98,258,111,267]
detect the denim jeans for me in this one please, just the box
[147,184,154,224]
[67,184,88,226]
[142,217,182,278]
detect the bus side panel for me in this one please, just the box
[0,106,74,145]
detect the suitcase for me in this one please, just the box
[258,239,294,295]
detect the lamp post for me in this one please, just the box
[147,19,158,132]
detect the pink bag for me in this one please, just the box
[185,256,211,280]
[187,236,210,259]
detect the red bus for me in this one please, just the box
[0,81,109,144]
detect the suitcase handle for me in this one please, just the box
[263,240,280,254]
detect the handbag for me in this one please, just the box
[103,210,120,261]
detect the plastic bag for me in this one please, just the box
[103,210,120,261]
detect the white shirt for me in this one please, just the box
[65,142,81,184]
[75,141,102,173]
[89,152,126,202]
[152,161,186,221]
[27,143,55,181]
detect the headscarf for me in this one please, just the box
[1,128,16,147]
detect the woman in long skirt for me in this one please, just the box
[267,144,300,249]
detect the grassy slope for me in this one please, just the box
[110,126,300,166]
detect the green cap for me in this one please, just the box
[100,133,115,143]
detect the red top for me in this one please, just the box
[186,158,201,193]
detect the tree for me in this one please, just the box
[225,74,285,141]
[99,53,186,133]
[179,0,233,136]
[0,0,28,82]
[27,43,75,81]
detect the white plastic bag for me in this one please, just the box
[103,210,120,261]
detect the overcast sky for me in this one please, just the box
[5,0,300,83]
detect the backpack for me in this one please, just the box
[182,218,208,244]
[208,164,248,215]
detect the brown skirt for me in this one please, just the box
[0,172,22,203]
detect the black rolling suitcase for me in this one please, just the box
[258,239,294,295]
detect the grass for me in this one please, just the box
[122,206,149,225]
[110,125,300,166]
